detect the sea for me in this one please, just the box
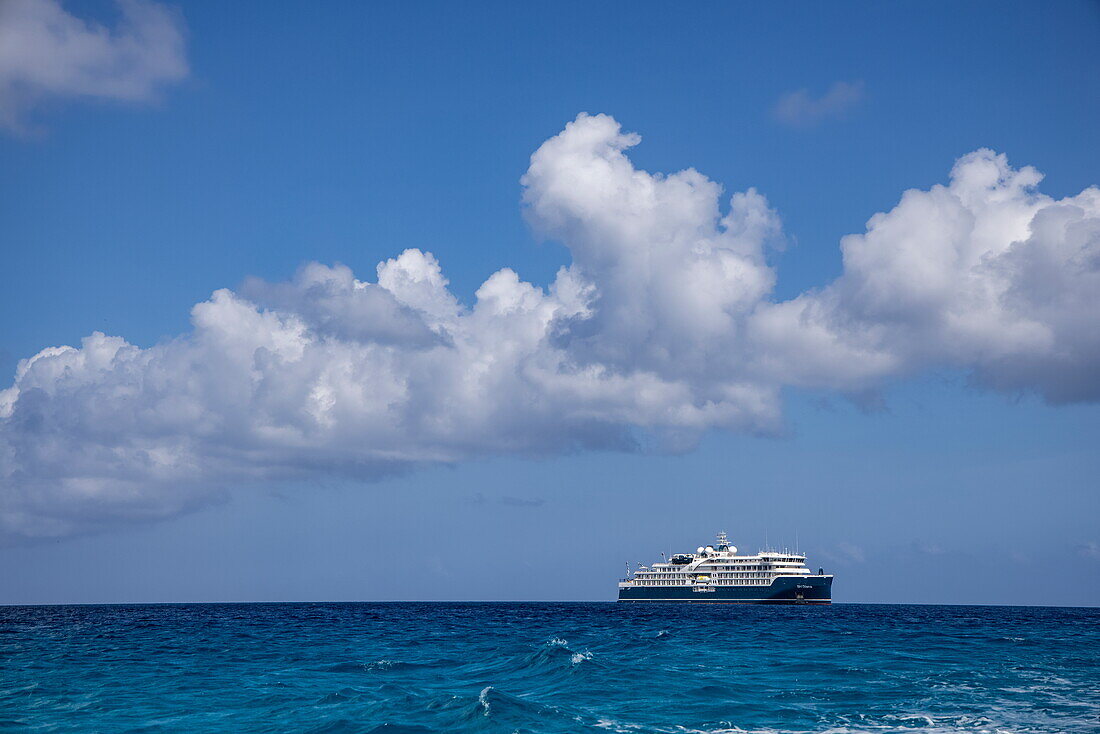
[2,603,1098,733]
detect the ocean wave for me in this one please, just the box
[319,659,448,674]
[459,685,585,730]
[305,718,371,733]
[4,603,1098,733]
[316,687,366,705]
[499,637,600,674]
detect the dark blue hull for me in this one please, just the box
[617,575,832,603]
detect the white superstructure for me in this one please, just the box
[621,532,818,589]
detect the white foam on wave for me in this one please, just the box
[477,685,493,717]
[592,714,1028,734]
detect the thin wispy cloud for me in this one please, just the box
[499,496,546,508]
[467,494,546,508]
[1077,541,1100,560]
[773,80,864,128]
[2,113,1098,540]
[823,543,867,565]
[0,0,188,133]
[912,540,945,556]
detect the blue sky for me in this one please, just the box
[1,0,1098,605]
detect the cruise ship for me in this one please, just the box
[617,532,833,603]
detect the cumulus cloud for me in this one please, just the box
[0,0,187,132]
[1,112,1098,540]
[773,80,864,128]
[748,149,1100,403]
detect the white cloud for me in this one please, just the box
[748,149,1100,403]
[1,113,1098,540]
[1078,541,1100,561]
[0,0,187,132]
[773,80,864,128]
[823,542,866,565]
[912,540,945,556]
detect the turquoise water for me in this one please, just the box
[2,603,1098,732]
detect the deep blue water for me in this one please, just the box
[2,603,1098,733]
